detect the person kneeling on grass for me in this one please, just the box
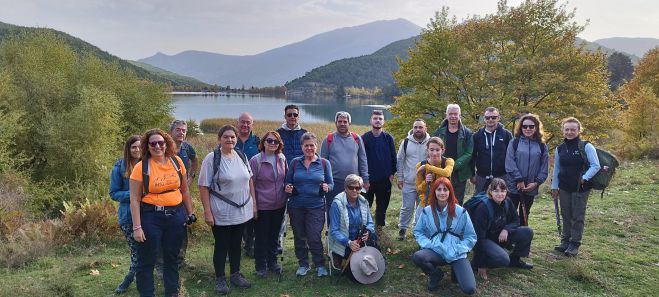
[472,178,534,280]
[328,174,380,282]
[412,177,476,294]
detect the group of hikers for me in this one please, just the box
[109,104,601,296]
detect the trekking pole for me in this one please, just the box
[278,205,289,282]
[334,225,367,285]
[553,196,562,237]
[520,193,528,226]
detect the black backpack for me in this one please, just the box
[141,156,183,197]
[208,146,251,208]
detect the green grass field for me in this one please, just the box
[1,148,657,296]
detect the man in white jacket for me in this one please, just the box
[396,119,430,240]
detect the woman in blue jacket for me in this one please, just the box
[551,117,600,257]
[109,135,141,294]
[505,113,549,226]
[412,177,476,294]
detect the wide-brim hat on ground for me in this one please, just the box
[350,246,385,284]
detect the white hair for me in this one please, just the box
[446,104,461,114]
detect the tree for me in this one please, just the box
[391,0,613,147]
[617,48,659,157]
[608,52,634,91]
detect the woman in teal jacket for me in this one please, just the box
[109,135,141,294]
[412,177,476,295]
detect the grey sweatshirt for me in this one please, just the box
[320,132,369,183]
[396,130,430,186]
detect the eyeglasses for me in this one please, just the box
[522,125,536,129]
[286,113,299,118]
[347,185,362,191]
[149,141,166,148]
[484,116,499,120]
[265,139,280,145]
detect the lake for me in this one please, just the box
[172,92,394,125]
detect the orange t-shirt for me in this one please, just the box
[130,156,187,206]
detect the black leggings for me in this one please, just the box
[212,223,245,277]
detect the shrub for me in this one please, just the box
[0,219,58,268]
[200,118,232,134]
[56,198,119,244]
[185,119,203,137]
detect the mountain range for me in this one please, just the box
[138,19,422,87]
[593,37,659,58]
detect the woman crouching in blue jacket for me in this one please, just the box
[109,135,141,294]
[412,177,476,294]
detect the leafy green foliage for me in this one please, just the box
[391,0,614,147]
[608,52,634,91]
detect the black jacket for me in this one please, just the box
[471,123,513,178]
[472,198,519,267]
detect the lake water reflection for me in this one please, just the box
[172,92,393,125]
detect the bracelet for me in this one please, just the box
[132,225,142,231]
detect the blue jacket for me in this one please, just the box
[109,159,132,226]
[277,125,307,166]
[505,136,549,196]
[236,132,260,160]
[285,156,334,209]
[414,204,476,263]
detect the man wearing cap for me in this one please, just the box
[320,111,369,221]
[471,107,513,193]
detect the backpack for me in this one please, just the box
[141,156,183,197]
[426,206,466,242]
[326,132,359,157]
[463,192,510,230]
[578,141,620,198]
[209,146,251,208]
[289,157,328,183]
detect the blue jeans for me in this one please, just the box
[135,205,186,297]
[412,249,476,295]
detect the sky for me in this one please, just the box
[0,0,657,60]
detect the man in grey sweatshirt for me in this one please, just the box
[320,111,369,222]
[396,119,430,240]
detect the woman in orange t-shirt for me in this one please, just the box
[129,129,194,297]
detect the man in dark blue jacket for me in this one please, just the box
[277,104,307,166]
[471,107,513,193]
[361,110,397,228]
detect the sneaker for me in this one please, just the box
[114,271,134,294]
[215,276,229,295]
[554,241,570,253]
[564,243,580,257]
[397,229,406,241]
[509,257,534,269]
[296,266,311,277]
[255,269,267,278]
[230,271,251,289]
[268,261,282,274]
[317,266,329,277]
[427,269,444,291]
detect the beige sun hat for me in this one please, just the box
[349,246,385,284]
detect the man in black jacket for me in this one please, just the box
[471,107,513,193]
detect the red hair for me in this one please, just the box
[428,177,458,218]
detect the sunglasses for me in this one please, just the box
[522,125,536,129]
[265,138,280,145]
[149,141,166,148]
[484,116,499,120]
[347,185,362,191]
[286,113,299,118]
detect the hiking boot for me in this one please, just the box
[509,257,534,270]
[427,269,444,291]
[554,241,570,253]
[296,266,311,277]
[564,243,580,257]
[215,276,229,295]
[268,261,282,274]
[255,269,267,278]
[397,229,406,241]
[230,271,251,289]
[114,271,134,294]
[317,266,329,277]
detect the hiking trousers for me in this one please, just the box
[289,207,326,268]
[412,249,476,295]
[364,179,392,227]
[476,227,534,268]
[398,184,418,231]
[559,189,590,245]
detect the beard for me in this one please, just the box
[372,125,382,130]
